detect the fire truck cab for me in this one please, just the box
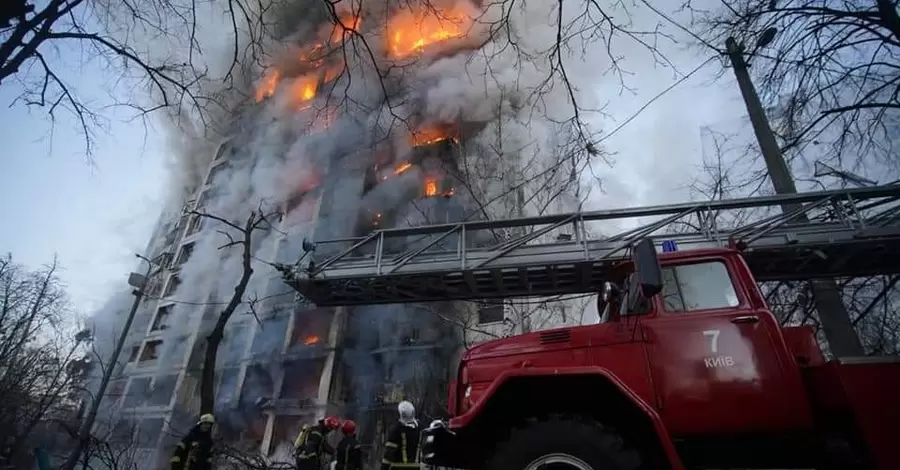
[421,239,900,470]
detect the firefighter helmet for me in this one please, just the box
[323,416,341,430]
[341,420,357,436]
[197,413,215,425]
[398,401,416,425]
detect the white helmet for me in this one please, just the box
[398,400,416,425]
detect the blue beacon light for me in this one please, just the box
[661,240,678,253]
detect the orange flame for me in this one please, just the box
[409,124,459,147]
[387,5,474,59]
[304,335,321,345]
[289,74,319,110]
[256,68,281,102]
[424,179,438,197]
[395,162,413,174]
[329,12,362,43]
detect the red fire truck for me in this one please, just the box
[284,186,900,470]
[420,239,900,470]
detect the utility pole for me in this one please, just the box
[725,37,864,357]
[62,260,151,470]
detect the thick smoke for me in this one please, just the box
[82,0,606,458]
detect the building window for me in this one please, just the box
[128,345,140,362]
[152,252,173,269]
[163,276,181,297]
[477,300,505,324]
[139,340,163,362]
[176,242,194,266]
[151,305,173,331]
[661,261,740,312]
[187,215,203,235]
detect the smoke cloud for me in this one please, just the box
[86,0,624,459]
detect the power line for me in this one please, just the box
[598,56,717,144]
[639,0,720,52]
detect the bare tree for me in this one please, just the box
[0,0,281,158]
[187,204,281,414]
[687,0,900,177]
[0,254,92,469]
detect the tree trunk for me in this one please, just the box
[198,214,257,414]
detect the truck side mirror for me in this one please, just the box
[632,238,663,298]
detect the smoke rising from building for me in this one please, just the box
[85,0,599,462]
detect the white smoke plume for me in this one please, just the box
[86,0,615,457]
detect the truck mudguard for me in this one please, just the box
[449,366,685,470]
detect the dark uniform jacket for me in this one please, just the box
[381,422,422,470]
[295,421,335,466]
[170,425,213,470]
[335,435,363,470]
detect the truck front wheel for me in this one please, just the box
[485,416,642,470]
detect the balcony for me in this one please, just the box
[282,342,332,362]
[256,397,320,414]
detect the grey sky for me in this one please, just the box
[0,4,750,316]
[0,80,167,314]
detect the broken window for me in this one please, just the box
[139,340,163,362]
[151,305,173,331]
[289,308,331,348]
[163,276,181,297]
[477,300,504,324]
[176,242,194,265]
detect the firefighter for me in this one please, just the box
[294,416,341,470]
[381,401,422,470]
[170,413,215,470]
[335,420,363,470]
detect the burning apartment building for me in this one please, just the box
[87,0,590,467]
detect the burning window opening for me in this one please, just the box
[386,5,474,59]
[409,124,460,147]
[424,179,438,197]
[255,68,281,102]
[303,335,321,345]
[288,73,320,110]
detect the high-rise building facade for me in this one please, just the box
[87,3,592,468]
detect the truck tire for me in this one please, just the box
[485,416,641,470]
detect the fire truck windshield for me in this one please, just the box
[661,261,739,312]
